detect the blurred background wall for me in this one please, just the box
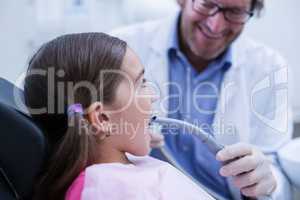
[0,0,178,86]
[0,0,299,197]
[0,0,299,119]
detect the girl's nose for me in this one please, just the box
[145,81,160,103]
[150,86,160,103]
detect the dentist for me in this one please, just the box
[111,0,293,199]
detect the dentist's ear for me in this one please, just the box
[87,102,111,140]
[177,0,185,7]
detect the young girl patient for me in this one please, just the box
[24,33,214,200]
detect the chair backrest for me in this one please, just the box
[0,78,46,200]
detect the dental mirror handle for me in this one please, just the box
[150,116,225,155]
[150,116,263,200]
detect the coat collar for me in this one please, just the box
[150,11,179,57]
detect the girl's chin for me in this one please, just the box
[132,148,150,157]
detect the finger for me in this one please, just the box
[232,163,267,188]
[220,154,263,176]
[149,132,164,142]
[241,178,273,197]
[150,140,165,148]
[216,143,253,162]
[150,134,165,148]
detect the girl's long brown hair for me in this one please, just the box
[24,33,127,200]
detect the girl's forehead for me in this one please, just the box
[121,48,144,80]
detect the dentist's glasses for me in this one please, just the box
[192,0,254,24]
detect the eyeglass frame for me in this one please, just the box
[191,0,255,24]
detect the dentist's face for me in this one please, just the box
[178,0,252,60]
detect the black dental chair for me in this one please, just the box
[0,78,46,200]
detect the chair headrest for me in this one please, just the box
[0,78,46,199]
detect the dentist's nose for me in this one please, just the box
[206,12,228,34]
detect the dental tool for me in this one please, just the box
[149,116,272,200]
[150,116,224,155]
[149,116,229,200]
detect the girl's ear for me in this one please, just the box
[87,102,111,139]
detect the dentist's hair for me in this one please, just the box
[24,33,127,200]
[251,0,264,16]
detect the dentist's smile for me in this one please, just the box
[196,22,228,40]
